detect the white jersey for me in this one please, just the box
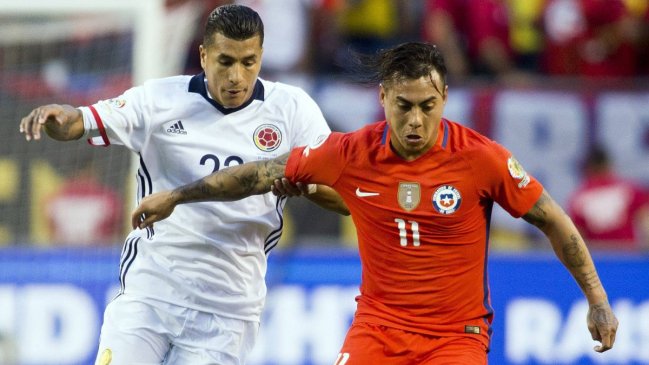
[79,74,330,321]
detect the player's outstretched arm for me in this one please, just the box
[132,153,290,229]
[270,178,350,216]
[19,104,84,141]
[306,185,350,216]
[523,189,619,353]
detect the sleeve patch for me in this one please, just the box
[507,156,531,188]
[107,98,126,108]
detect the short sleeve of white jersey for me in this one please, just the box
[78,82,152,152]
[284,86,331,148]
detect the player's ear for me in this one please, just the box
[199,44,207,70]
[443,85,448,105]
[379,83,386,107]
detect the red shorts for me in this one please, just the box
[334,322,488,365]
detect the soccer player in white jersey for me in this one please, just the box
[19,5,348,364]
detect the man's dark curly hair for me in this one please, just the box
[203,5,264,47]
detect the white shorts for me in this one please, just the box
[94,295,259,365]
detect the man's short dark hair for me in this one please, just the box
[203,5,264,47]
[351,42,448,90]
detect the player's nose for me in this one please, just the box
[227,64,243,84]
[408,109,424,128]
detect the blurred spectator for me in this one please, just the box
[237,0,312,81]
[422,0,516,80]
[507,0,546,72]
[542,0,639,77]
[308,0,340,73]
[317,0,406,73]
[337,0,401,52]
[567,145,649,252]
[422,0,470,79]
[644,2,649,74]
[623,0,649,75]
[163,0,206,76]
[45,157,123,246]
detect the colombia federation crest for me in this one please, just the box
[432,185,462,214]
[253,124,282,152]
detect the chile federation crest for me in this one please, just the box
[432,185,462,214]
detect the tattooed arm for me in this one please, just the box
[523,189,619,353]
[131,153,290,229]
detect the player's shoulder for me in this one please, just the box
[140,75,194,98]
[443,118,501,154]
[443,119,514,177]
[260,79,315,103]
[338,121,386,148]
[142,74,192,88]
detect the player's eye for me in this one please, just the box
[217,56,235,65]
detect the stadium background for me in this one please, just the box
[0,0,648,364]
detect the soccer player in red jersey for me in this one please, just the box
[568,145,649,251]
[132,42,618,364]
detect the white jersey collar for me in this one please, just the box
[188,72,265,115]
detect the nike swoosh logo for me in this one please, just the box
[356,188,380,197]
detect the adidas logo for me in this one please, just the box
[166,121,187,135]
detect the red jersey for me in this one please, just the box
[568,173,649,250]
[46,177,123,245]
[286,119,543,348]
[542,0,637,76]
[424,0,512,61]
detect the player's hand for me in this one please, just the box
[587,301,618,353]
[131,191,177,229]
[270,178,311,197]
[19,104,69,141]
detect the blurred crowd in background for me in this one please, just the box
[1,0,648,252]
[178,0,649,81]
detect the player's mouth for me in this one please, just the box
[226,89,244,97]
[220,89,247,108]
[405,134,423,145]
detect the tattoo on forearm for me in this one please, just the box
[563,233,586,268]
[199,183,215,198]
[522,191,551,228]
[180,176,232,202]
[577,269,602,291]
[261,154,289,182]
[175,154,289,203]
[224,163,262,193]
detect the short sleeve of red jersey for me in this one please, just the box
[469,141,544,218]
[285,132,346,187]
